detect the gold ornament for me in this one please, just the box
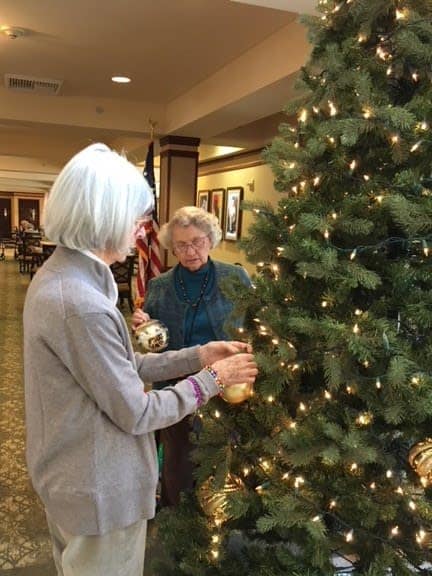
[409,438,432,484]
[198,473,245,520]
[135,320,169,352]
[221,382,253,404]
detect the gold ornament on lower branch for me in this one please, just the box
[135,320,169,352]
[408,438,432,485]
[221,382,253,404]
[198,473,245,522]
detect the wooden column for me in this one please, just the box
[158,135,200,268]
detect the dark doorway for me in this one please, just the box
[19,199,39,230]
[0,199,12,238]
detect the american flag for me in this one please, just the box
[135,141,162,308]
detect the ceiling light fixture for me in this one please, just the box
[1,26,27,39]
[111,76,131,84]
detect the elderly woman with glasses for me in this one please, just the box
[23,147,257,576]
[132,205,252,508]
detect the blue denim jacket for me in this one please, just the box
[144,260,251,354]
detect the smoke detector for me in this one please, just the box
[1,26,27,39]
[4,74,63,95]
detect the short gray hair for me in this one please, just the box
[159,206,222,250]
[44,143,153,253]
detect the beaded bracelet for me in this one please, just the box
[204,365,225,396]
[187,376,204,407]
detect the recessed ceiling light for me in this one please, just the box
[111,76,131,83]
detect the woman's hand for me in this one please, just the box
[199,340,252,366]
[211,353,258,387]
[131,309,151,332]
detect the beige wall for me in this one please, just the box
[197,160,279,275]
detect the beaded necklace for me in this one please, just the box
[176,262,213,346]
[177,266,210,308]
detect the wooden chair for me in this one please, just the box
[19,232,41,274]
[110,255,135,312]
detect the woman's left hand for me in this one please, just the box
[199,341,252,366]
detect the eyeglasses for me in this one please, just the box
[173,236,209,253]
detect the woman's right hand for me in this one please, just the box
[131,309,151,332]
[211,353,258,388]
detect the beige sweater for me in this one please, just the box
[23,247,219,535]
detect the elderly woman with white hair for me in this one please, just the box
[23,145,257,576]
[132,205,252,508]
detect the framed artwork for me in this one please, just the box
[210,188,225,227]
[197,190,210,211]
[224,187,243,241]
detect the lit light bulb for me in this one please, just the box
[416,529,426,544]
[328,101,337,116]
[294,476,305,488]
[345,529,354,542]
[376,46,388,60]
[299,109,308,123]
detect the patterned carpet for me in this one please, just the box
[0,252,55,575]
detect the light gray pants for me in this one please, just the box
[46,514,147,576]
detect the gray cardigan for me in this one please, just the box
[23,247,219,536]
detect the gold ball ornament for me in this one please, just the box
[221,382,253,404]
[135,320,169,352]
[408,438,432,485]
[198,473,245,520]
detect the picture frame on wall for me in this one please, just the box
[224,187,243,241]
[197,190,210,211]
[209,188,225,228]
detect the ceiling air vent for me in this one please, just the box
[4,74,63,95]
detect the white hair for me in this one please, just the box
[44,143,153,252]
[159,206,222,250]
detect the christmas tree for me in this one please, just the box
[152,1,432,574]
